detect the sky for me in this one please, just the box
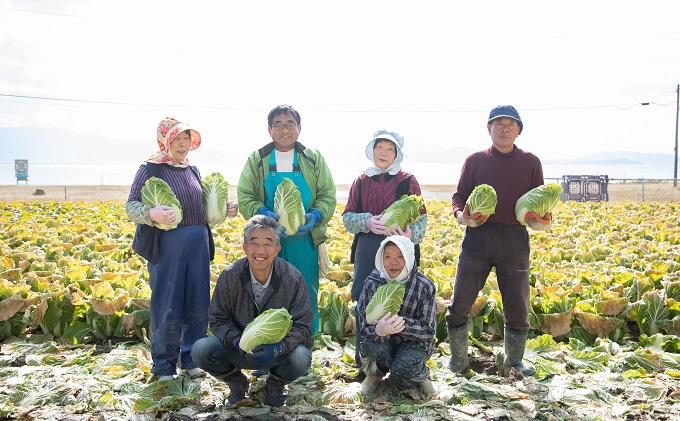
[1,0,680,180]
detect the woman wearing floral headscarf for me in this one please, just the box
[342,129,428,366]
[126,117,238,382]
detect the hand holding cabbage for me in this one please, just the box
[374,312,405,336]
[458,184,497,228]
[515,183,562,230]
[379,195,423,231]
[142,177,183,230]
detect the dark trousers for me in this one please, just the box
[360,338,429,390]
[446,223,531,331]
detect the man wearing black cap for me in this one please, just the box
[445,105,551,377]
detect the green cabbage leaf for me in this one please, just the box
[141,177,183,230]
[467,184,498,216]
[515,183,562,225]
[365,281,405,324]
[379,194,423,231]
[274,178,305,235]
[202,172,230,226]
[239,308,293,353]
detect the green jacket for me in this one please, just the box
[237,141,337,247]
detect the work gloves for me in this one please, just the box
[456,204,487,228]
[524,211,552,231]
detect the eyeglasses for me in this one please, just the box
[270,123,298,131]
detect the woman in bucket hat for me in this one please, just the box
[342,129,428,367]
[125,117,238,382]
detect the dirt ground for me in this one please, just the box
[0,182,678,203]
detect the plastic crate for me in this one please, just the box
[560,175,609,202]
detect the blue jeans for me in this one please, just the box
[191,335,311,382]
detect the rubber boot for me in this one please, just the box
[503,328,535,376]
[447,324,470,374]
[265,374,289,407]
[419,378,437,396]
[361,374,383,394]
[218,369,249,406]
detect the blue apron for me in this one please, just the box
[265,151,320,336]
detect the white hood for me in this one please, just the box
[374,235,415,283]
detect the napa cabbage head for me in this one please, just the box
[239,308,293,353]
[141,177,183,230]
[515,183,562,225]
[379,194,423,231]
[274,178,305,235]
[365,281,405,324]
[202,172,230,226]
[467,184,497,216]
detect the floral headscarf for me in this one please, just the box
[145,117,202,167]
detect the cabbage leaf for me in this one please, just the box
[515,183,562,225]
[239,308,293,353]
[274,178,305,235]
[141,177,183,230]
[202,172,229,226]
[365,281,405,324]
[379,194,423,231]
[467,184,497,216]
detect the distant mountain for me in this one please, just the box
[544,151,674,166]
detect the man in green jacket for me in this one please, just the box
[238,104,336,338]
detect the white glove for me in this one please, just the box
[366,214,387,235]
[150,205,176,226]
[525,211,552,231]
[226,200,239,218]
[374,313,405,337]
[456,205,486,228]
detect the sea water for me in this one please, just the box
[0,162,676,186]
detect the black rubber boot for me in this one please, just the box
[503,328,535,376]
[218,369,249,406]
[265,374,289,407]
[447,324,470,374]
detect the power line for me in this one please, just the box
[0,92,675,113]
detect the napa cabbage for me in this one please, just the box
[319,291,350,340]
[239,308,293,353]
[515,183,562,225]
[202,172,230,226]
[141,177,183,230]
[274,178,305,235]
[467,184,497,216]
[379,194,424,231]
[365,281,405,324]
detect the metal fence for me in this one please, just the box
[546,177,680,203]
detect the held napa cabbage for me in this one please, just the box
[239,308,293,353]
[274,178,306,235]
[379,194,424,231]
[467,184,498,216]
[365,281,405,324]
[515,183,563,225]
[202,172,230,226]
[141,177,183,230]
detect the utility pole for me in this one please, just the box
[675,84,679,187]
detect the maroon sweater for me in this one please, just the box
[452,146,544,226]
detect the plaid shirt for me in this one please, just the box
[357,267,437,355]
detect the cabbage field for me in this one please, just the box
[1,199,680,420]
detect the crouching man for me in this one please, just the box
[191,215,312,407]
[356,235,437,396]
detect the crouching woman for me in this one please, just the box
[356,235,437,396]
[191,215,312,407]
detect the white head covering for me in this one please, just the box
[363,130,405,176]
[374,235,415,283]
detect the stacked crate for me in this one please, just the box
[561,175,609,202]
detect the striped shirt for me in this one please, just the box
[127,164,206,227]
